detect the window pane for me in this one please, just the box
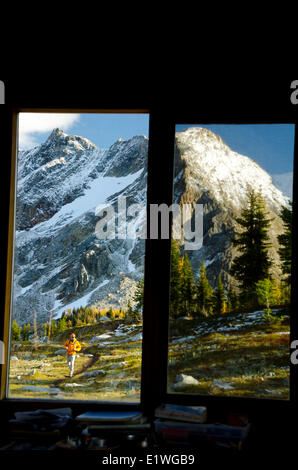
[8,112,149,402]
[167,124,294,400]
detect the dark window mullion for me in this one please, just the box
[141,110,175,418]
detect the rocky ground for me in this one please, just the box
[8,309,290,402]
[9,321,142,402]
[168,308,290,399]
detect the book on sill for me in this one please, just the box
[154,419,251,441]
[14,408,72,422]
[75,411,145,424]
[82,423,152,435]
[154,404,207,423]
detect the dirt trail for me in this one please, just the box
[53,353,99,387]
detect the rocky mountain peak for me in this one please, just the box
[173,127,289,287]
[94,134,148,177]
[43,128,98,154]
[175,127,287,213]
[12,126,290,326]
[47,127,65,140]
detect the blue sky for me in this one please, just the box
[70,114,150,149]
[176,124,295,175]
[19,114,295,176]
[19,112,150,150]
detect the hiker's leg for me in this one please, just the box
[69,356,75,376]
[67,356,71,374]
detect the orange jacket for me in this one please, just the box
[64,338,81,356]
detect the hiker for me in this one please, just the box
[63,333,81,377]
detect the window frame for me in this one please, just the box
[0,103,296,422]
[0,107,154,414]
[164,116,297,416]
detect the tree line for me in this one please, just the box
[169,189,292,319]
[11,188,292,340]
[11,290,144,342]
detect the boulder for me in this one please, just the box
[91,333,112,343]
[63,383,85,388]
[81,369,106,378]
[171,374,199,390]
[211,380,235,390]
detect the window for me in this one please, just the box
[5,111,149,403]
[167,124,295,401]
[0,103,296,419]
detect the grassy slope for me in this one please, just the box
[9,320,142,402]
[9,309,290,402]
[168,309,290,399]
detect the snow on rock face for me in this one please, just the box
[12,126,289,326]
[13,129,148,325]
[16,128,103,230]
[174,127,289,286]
[175,127,288,212]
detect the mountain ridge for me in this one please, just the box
[13,127,289,325]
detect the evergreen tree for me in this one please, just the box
[133,278,144,313]
[272,279,282,305]
[57,317,68,332]
[42,323,48,337]
[33,310,38,350]
[107,307,113,319]
[21,323,31,341]
[169,239,183,318]
[278,202,292,285]
[230,189,272,298]
[213,274,226,314]
[51,320,57,337]
[125,302,141,324]
[281,283,291,305]
[11,320,21,341]
[180,253,195,317]
[196,261,214,316]
[255,278,276,316]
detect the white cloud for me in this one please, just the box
[18,113,80,149]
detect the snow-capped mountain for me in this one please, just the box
[13,129,148,325]
[13,127,289,325]
[173,127,289,285]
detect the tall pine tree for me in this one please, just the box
[278,201,292,285]
[169,239,183,319]
[11,320,21,341]
[230,189,272,299]
[133,278,145,313]
[196,261,214,316]
[213,274,226,314]
[227,282,238,312]
[180,253,195,317]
